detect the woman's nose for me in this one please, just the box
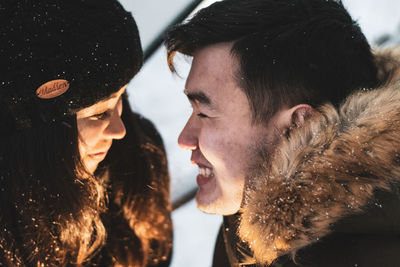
[104,111,126,140]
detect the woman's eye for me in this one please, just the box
[91,110,112,120]
[197,113,209,118]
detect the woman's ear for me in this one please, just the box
[290,104,314,127]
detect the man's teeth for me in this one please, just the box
[199,167,213,177]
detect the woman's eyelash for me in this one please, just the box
[92,110,112,120]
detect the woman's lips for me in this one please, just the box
[88,151,107,160]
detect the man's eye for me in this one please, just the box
[197,113,209,118]
[91,110,112,120]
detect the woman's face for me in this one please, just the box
[76,86,127,173]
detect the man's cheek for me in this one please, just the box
[199,132,228,157]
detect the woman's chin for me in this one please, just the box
[83,159,99,174]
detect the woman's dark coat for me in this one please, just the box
[0,112,172,266]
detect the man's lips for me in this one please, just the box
[193,161,215,187]
[192,161,212,169]
[190,152,212,168]
[197,173,213,187]
[190,151,215,186]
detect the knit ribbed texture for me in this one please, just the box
[0,0,143,133]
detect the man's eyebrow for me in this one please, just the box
[184,89,211,105]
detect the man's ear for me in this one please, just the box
[271,104,314,136]
[290,104,314,127]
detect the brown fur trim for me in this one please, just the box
[374,46,400,85]
[239,81,400,265]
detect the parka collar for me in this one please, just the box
[238,47,400,265]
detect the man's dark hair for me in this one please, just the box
[166,0,379,123]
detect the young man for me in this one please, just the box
[166,0,400,266]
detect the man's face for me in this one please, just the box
[178,43,280,215]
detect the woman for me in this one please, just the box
[0,0,172,266]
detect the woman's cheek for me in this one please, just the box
[78,119,106,148]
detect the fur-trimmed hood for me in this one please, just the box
[238,47,400,265]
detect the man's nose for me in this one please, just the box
[104,111,126,140]
[178,118,198,151]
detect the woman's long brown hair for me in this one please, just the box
[0,95,172,266]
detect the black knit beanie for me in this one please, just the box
[0,0,143,134]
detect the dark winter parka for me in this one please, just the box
[213,47,400,267]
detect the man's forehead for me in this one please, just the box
[184,43,242,112]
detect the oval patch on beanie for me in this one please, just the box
[36,79,70,99]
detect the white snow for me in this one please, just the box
[129,50,197,204]
[118,0,195,50]
[343,0,400,45]
[170,199,222,267]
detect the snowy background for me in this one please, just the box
[119,1,400,266]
